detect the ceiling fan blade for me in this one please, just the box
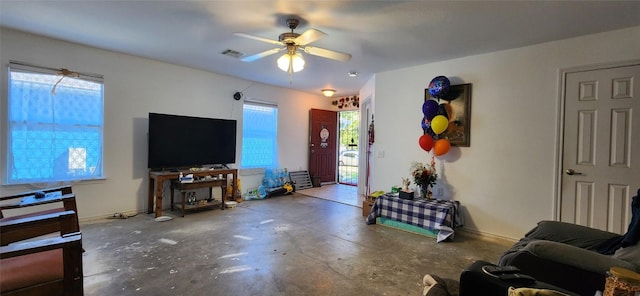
[294,29,326,46]
[302,46,352,62]
[234,33,282,46]
[240,47,284,62]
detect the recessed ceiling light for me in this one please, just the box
[348,71,358,77]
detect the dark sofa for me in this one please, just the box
[498,220,640,295]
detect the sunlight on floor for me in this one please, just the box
[297,184,361,207]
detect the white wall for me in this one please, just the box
[370,25,640,240]
[0,28,332,220]
[2,26,639,238]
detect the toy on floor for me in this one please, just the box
[266,181,295,198]
[226,178,242,202]
[261,168,296,198]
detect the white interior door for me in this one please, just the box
[561,63,640,233]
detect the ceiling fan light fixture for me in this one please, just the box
[277,52,305,73]
[321,89,336,97]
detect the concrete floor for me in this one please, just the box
[82,193,511,296]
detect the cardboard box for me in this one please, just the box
[362,200,374,216]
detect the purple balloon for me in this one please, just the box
[422,100,439,120]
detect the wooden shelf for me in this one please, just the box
[172,199,223,212]
[169,177,228,217]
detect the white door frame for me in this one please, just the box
[553,58,640,220]
[359,96,373,198]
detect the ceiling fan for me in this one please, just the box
[235,18,351,74]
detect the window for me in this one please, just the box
[6,62,104,184]
[241,102,278,169]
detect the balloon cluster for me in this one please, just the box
[419,76,452,156]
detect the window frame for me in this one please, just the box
[5,61,105,185]
[240,101,278,170]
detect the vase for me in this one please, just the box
[420,185,432,200]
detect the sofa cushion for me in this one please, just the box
[522,240,638,274]
[499,221,622,267]
[613,244,640,268]
[524,221,620,250]
[0,249,63,293]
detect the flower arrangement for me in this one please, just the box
[410,156,438,189]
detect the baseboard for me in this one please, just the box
[79,209,144,224]
[457,228,517,246]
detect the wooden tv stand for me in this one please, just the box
[170,178,227,217]
[147,168,238,218]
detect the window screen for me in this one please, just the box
[241,102,278,169]
[6,62,104,184]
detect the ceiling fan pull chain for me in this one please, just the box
[288,60,294,84]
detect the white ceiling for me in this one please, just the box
[2,1,640,97]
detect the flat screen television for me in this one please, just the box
[147,112,237,170]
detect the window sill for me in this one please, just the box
[239,168,266,176]
[2,177,107,188]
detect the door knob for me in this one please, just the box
[565,169,583,175]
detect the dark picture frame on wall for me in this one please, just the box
[424,83,472,147]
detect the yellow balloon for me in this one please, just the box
[431,115,449,134]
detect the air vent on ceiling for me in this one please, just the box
[221,49,245,59]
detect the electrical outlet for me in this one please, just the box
[377,150,385,158]
[436,187,443,196]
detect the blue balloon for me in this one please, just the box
[428,76,451,98]
[422,100,439,120]
[421,117,430,130]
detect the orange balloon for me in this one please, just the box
[418,134,434,152]
[434,139,451,156]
